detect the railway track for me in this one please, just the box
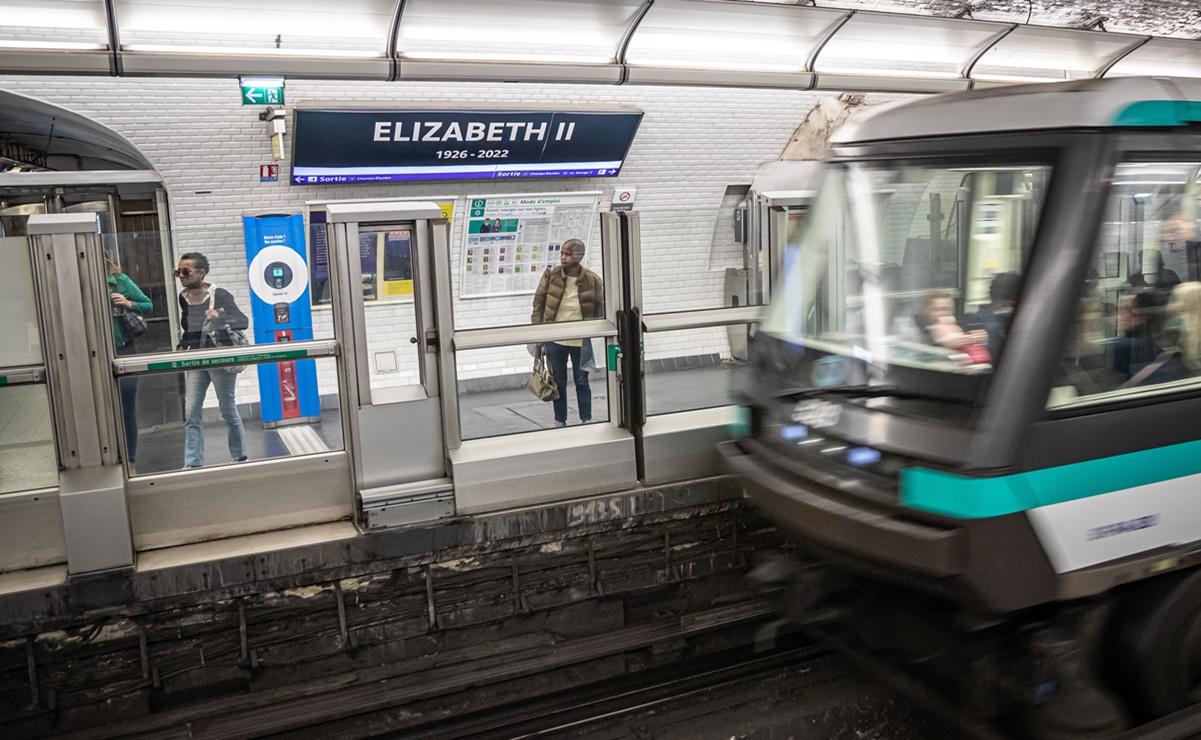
[312,640,936,740]
[71,610,1201,740]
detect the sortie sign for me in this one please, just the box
[147,349,309,372]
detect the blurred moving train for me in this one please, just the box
[723,76,1201,738]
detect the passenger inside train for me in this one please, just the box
[963,271,1020,359]
[1169,281,1201,371]
[1050,172,1201,404]
[912,289,991,365]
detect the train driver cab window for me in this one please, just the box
[761,160,1049,398]
[1050,162,1201,408]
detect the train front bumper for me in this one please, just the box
[719,438,967,579]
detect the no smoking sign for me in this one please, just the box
[611,187,637,212]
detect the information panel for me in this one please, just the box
[460,192,599,298]
[291,108,642,185]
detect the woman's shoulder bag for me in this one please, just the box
[204,287,251,373]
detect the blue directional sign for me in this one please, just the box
[290,107,643,185]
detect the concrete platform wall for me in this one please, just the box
[0,477,786,737]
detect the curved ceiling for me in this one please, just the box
[0,88,155,171]
[1,0,1200,93]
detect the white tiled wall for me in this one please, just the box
[0,75,909,398]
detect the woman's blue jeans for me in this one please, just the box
[116,343,139,464]
[184,368,245,467]
[545,341,591,424]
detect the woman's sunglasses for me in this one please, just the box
[174,267,196,277]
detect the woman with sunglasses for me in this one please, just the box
[176,252,250,468]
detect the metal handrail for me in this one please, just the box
[112,339,339,375]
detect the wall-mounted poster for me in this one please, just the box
[381,230,414,297]
[306,199,454,305]
[359,232,378,300]
[460,192,599,298]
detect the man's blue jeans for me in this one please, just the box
[184,368,245,467]
[545,341,591,425]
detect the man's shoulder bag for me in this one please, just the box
[524,347,559,402]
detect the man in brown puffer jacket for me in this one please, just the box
[531,238,604,426]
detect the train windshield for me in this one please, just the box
[761,160,1050,396]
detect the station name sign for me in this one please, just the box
[290,108,643,185]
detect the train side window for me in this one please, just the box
[1049,162,1201,408]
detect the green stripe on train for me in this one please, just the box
[1113,100,1201,127]
[901,438,1201,519]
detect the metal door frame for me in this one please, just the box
[326,201,454,527]
[26,213,132,574]
[445,206,634,514]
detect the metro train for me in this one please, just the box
[722,76,1201,738]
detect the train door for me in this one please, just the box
[325,202,455,526]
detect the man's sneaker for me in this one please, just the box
[232,456,249,464]
[552,421,567,428]
[183,465,202,469]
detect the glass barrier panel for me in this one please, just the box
[451,206,606,331]
[120,357,343,476]
[106,226,337,358]
[641,190,766,315]
[0,235,43,368]
[0,384,57,494]
[457,338,610,439]
[644,326,742,416]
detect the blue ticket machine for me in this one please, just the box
[242,213,320,427]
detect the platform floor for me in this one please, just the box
[1,363,739,484]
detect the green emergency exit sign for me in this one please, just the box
[240,79,285,106]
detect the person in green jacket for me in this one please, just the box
[107,258,152,474]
